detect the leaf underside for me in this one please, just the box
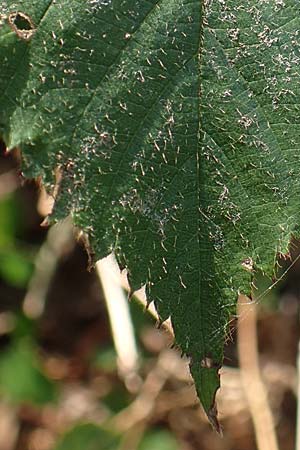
[1,0,300,427]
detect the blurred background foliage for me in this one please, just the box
[0,142,299,450]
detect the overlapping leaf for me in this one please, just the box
[1,0,300,426]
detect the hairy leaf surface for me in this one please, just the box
[1,0,300,426]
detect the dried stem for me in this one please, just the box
[96,254,140,388]
[237,294,279,450]
[23,217,75,318]
[111,349,178,433]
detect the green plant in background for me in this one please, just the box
[0,189,54,404]
[53,423,121,450]
[0,314,56,405]
[53,424,179,450]
[1,0,300,430]
[0,335,56,405]
[0,193,34,287]
[138,430,179,450]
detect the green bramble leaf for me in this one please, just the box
[1,0,300,428]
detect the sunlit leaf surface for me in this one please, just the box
[1,0,300,425]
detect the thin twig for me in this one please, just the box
[111,349,178,432]
[97,261,174,337]
[0,403,18,450]
[23,217,75,318]
[237,294,279,450]
[96,254,140,388]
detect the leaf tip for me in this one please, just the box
[207,400,222,435]
[190,357,223,433]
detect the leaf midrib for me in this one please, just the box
[196,0,208,358]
